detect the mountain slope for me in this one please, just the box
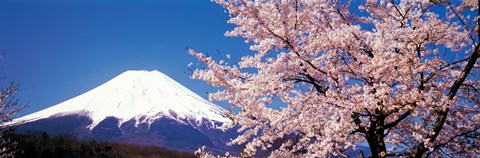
[14,70,230,128]
[12,70,238,152]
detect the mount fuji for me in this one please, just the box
[12,70,239,153]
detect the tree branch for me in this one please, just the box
[384,110,411,129]
[412,35,480,158]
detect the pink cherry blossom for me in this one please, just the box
[191,0,480,157]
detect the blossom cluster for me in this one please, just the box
[191,0,480,157]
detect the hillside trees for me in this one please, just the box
[10,132,196,158]
[190,0,480,157]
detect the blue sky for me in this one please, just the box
[0,0,250,117]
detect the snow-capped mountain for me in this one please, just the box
[13,70,238,153]
[14,70,230,128]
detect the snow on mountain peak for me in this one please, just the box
[14,70,231,129]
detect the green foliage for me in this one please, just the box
[9,132,196,158]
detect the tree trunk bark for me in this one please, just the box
[366,118,387,158]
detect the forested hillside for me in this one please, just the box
[8,132,195,158]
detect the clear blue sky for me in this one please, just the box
[0,0,250,117]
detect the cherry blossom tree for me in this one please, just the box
[190,0,480,157]
[0,82,23,157]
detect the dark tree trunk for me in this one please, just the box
[366,117,387,158]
